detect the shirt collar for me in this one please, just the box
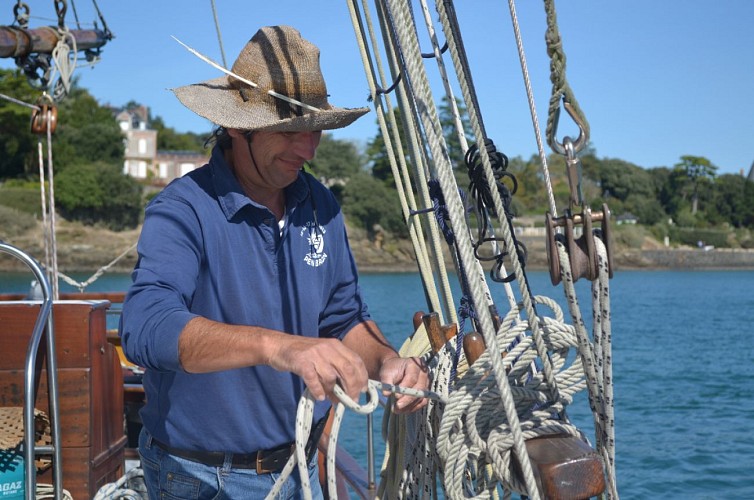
[209,145,310,221]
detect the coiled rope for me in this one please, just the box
[342,0,618,498]
[267,380,445,500]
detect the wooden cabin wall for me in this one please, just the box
[0,301,126,499]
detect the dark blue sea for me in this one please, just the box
[2,269,753,498]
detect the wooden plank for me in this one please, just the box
[0,299,127,492]
[0,369,91,447]
[0,302,110,370]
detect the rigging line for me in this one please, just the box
[349,0,456,324]
[0,92,41,111]
[45,108,60,300]
[375,0,459,325]
[435,0,560,396]
[69,0,81,29]
[385,1,541,496]
[57,242,138,292]
[37,141,51,289]
[417,0,466,152]
[89,0,112,38]
[425,0,521,318]
[435,1,539,329]
[209,0,227,68]
[505,0,558,217]
[438,0,486,138]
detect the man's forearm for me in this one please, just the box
[341,320,399,379]
[178,316,279,373]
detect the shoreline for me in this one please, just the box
[3,222,754,274]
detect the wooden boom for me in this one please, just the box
[0,26,110,58]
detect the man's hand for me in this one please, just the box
[269,336,369,403]
[379,356,430,413]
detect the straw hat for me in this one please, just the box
[172,25,369,132]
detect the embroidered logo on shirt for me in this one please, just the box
[301,222,327,267]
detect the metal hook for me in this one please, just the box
[54,0,67,29]
[563,137,583,209]
[551,100,588,156]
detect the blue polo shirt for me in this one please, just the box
[119,145,371,453]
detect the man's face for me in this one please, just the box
[230,129,322,192]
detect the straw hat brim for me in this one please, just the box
[172,76,369,132]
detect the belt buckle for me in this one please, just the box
[256,444,295,474]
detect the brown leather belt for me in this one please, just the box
[152,413,328,474]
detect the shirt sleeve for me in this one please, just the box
[119,193,201,371]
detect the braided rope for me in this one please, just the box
[347,0,458,324]
[543,0,590,152]
[384,0,542,496]
[92,467,146,500]
[57,242,137,292]
[438,295,588,498]
[268,379,444,500]
[558,238,618,499]
[347,2,617,497]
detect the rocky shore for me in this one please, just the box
[2,220,754,274]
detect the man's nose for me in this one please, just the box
[291,132,320,160]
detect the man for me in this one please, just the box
[120,26,429,499]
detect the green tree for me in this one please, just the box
[673,155,718,215]
[50,84,124,172]
[341,172,406,237]
[365,108,408,184]
[151,116,207,152]
[309,134,364,181]
[710,174,754,228]
[0,69,39,179]
[55,162,143,230]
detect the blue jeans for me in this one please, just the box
[138,428,324,499]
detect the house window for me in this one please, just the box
[180,163,194,176]
[138,138,147,155]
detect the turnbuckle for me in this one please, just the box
[546,203,613,285]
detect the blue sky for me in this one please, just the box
[3,1,753,175]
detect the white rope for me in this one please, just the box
[384,0,542,496]
[346,0,457,324]
[57,242,137,292]
[92,467,147,500]
[557,239,619,499]
[504,0,558,217]
[50,28,77,99]
[438,296,588,498]
[0,92,41,110]
[35,483,74,500]
[345,2,618,497]
[44,107,60,300]
[267,380,444,500]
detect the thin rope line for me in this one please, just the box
[0,92,41,110]
[209,0,227,68]
[506,0,557,217]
